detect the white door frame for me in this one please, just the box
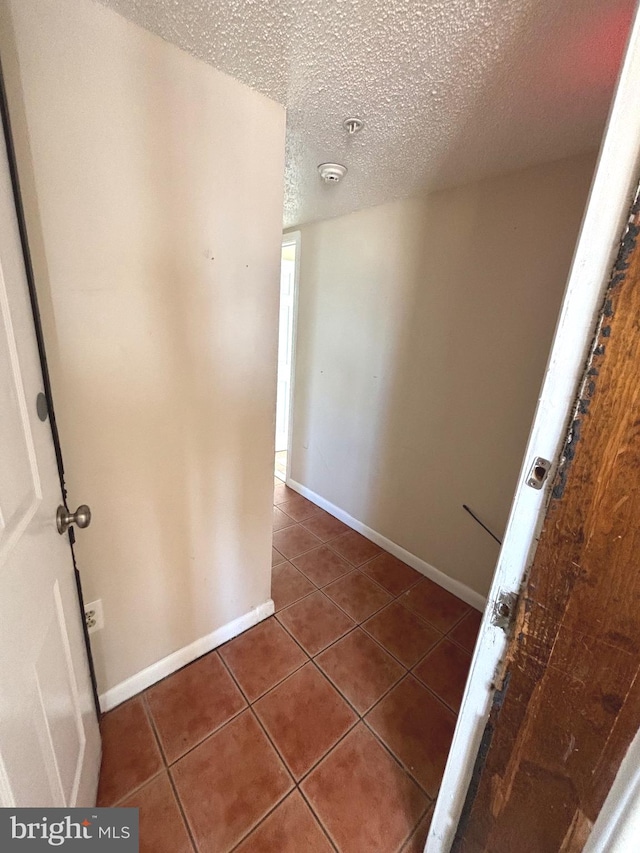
[427,2,640,849]
[279,230,301,483]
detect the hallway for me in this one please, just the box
[96,482,481,851]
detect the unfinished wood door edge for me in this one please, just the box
[427,3,640,849]
[281,230,301,486]
[450,180,640,851]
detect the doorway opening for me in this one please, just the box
[274,232,299,483]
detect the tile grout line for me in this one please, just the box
[275,580,468,715]
[140,692,169,766]
[397,596,473,635]
[398,801,435,853]
[312,650,409,730]
[371,665,460,720]
[235,611,432,804]
[110,768,166,810]
[275,606,355,658]
[360,666,460,796]
[360,709,436,803]
[100,697,167,809]
[165,769,199,853]
[446,633,478,655]
[276,612,360,665]
[271,671,434,851]
[161,700,249,770]
[216,653,311,851]
[140,693,200,853]
[358,612,444,671]
[446,606,477,633]
[273,583,321,616]
[275,562,392,622]
[319,573,398,623]
[222,611,365,796]
[295,784,341,853]
[226,790,295,853]
[273,517,384,569]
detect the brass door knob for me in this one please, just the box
[56,504,92,535]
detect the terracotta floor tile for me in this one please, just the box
[146,651,246,763]
[301,723,428,853]
[254,663,357,780]
[172,709,293,852]
[273,505,296,531]
[273,524,323,559]
[323,570,392,622]
[278,493,322,522]
[329,530,382,566]
[274,482,296,505]
[292,545,352,587]
[316,628,404,714]
[301,510,350,542]
[277,591,355,655]
[271,562,316,611]
[219,618,307,701]
[121,772,193,853]
[97,697,163,806]
[272,546,286,567]
[399,578,470,632]
[363,601,442,668]
[360,552,423,596]
[413,638,472,712]
[402,805,433,853]
[449,607,483,652]
[366,675,456,797]
[234,790,333,852]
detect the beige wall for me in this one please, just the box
[290,153,596,598]
[0,0,285,693]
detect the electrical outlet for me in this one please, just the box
[84,599,104,634]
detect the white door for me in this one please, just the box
[275,242,296,454]
[427,3,640,849]
[0,122,101,807]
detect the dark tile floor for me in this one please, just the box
[96,480,482,852]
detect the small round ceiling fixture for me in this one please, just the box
[318,163,347,183]
[343,117,364,135]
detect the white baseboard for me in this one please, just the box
[287,478,486,612]
[99,599,275,712]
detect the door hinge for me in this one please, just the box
[491,589,519,633]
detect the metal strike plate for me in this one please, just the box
[491,590,519,632]
[526,456,551,490]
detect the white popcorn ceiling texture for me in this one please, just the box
[97,0,634,227]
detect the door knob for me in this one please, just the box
[56,504,92,535]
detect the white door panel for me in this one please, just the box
[275,253,295,454]
[427,3,640,848]
[0,120,100,807]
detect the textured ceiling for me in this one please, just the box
[97,0,634,227]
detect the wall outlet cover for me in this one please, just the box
[84,599,104,634]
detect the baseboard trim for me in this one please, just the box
[287,479,486,612]
[99,599,275,712]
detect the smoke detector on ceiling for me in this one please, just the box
[318,163,347,183]
[343,117,364,135]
